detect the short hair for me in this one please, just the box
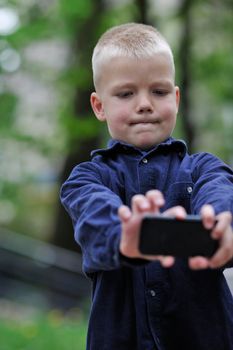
[92,22,175,89]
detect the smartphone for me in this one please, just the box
[139,215,219,257]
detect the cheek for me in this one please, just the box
[108,106,129,124]
[105,109,128,136]
[160,101,177,119]
[106,98,124,113]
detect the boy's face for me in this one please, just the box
[91,53,180,149]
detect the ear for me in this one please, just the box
[175,86,180,113]
[90,92,106,121]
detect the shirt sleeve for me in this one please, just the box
[60,161,124,273]
[191,153,233,221]
[190,154,233,268]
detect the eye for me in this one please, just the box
[152,89,168,96]
[117,91,133,98]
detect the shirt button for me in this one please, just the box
[187,186,193,194]
[150,289,156,297]
[142,158,148,164]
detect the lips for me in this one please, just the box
[130,119,160,125]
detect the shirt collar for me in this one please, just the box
[91,137,187,159]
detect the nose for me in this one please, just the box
[136,93,153,114]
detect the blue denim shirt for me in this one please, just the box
[61,138,233,350]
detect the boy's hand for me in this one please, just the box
[118,190,186,268]
[119,195,233,269]
[188,205,233,270]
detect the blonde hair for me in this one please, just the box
[92,22,175,89]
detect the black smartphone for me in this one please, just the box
[139,215,219,257]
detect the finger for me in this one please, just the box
[163,206,187,219]
[200,205,215,230]
[209,227,233,268]
[159,256,175,268]
[146,190,165,213]
[188,256,210,270]
[131,194,150,214]
[212,211,232,239]
[139,254,175,267]
[118,205,131,222]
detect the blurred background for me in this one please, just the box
[0,0,232,348]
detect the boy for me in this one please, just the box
[60,23,233,350]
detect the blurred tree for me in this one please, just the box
[191,0,233,161]
[52,0,106,251]
[176,0,233,157]
[135,0,150,23]
[177,0,195,152]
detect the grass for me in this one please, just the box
[0,308,88,350]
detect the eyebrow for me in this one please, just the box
[111,79,174,90]
[151,80,174,88]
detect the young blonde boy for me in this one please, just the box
[61,23,233,350]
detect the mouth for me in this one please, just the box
[130,120,160,126]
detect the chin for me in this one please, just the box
[135,134,171,149]
[134,141,157,150]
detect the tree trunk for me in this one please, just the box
[135,0,150,24]
[51,0,105,251]
[178,0,195,152]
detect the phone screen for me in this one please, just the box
[139,215,219,257]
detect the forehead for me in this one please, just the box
[96,54,175,91]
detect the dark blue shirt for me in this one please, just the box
[61,138,233,350]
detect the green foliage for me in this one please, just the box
[0,92,18,130]
[0,313,87,350]
[64,65,93,91]
[63,114,101,144]
[195,51,233,101]
[190,1,233,161]
[59,0,93,21]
